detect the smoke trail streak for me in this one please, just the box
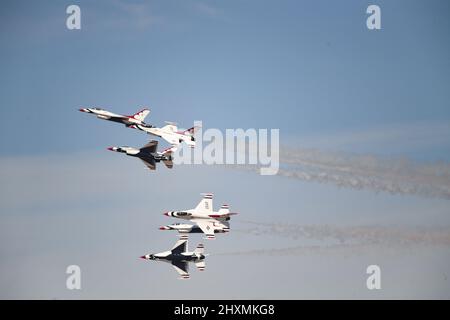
[217,243,368,257]
[218,221,450,256]
[237,221,450,246]
[279,147,450,199]
[227,146,450,199]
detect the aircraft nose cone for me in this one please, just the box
[139,255,147,260]
[107,147,114,151]
[163,212,169,216]
[79,108,87,113]
[159,226,169,230]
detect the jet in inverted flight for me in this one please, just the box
[159,221,230,235]
[140,239,206,279]
[79,107,151,127]
[107,140,175,171]
[162,194,237,240]
[134,122,200,148]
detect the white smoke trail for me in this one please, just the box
[237,221,450,246]
[217,243,369,257]
[218,221,450,256]
[226,146,450,199]
[278,147,450,199]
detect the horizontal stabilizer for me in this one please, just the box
[218,204,230,216]
[162,146,176,169]
[195,260,206,272]
[163,160,173,169]
[161,145,177,156]
[194,243,205,255]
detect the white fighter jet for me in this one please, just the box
[159,222,230,235]
[140,239,206,279]
[107,140,175,171]
[79,107,151,128]
[162,193,237,240]
[134,122,200,148]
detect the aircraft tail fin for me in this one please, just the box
[132,108,150,122]
[161,145,177,156]
[208,204,238,219]
[195,193,213,213]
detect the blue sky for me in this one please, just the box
[1,0,450,299]
[1,0,450,156]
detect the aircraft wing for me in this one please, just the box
[105,114,130,121]
[139,157,156,170]
[193,219,216,240]
[134,124,151,132]
[162,123,178,132]
[171,260,190,279]
[140,140,158,153]
[160,132,181,145]
[100,114,127,120]
[107,114,140,126]
[171,239,187,254]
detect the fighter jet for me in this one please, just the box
[162,193,237,240]
[107,140,175,171]
[159,222,230,235]
[134,122,200,148]
[79,107,151,128]
[140,239,206,279]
